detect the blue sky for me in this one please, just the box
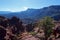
[0,0,60,12]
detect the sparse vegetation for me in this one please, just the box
[0,16,60,40]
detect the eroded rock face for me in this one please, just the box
[0,27,6,40]
[21,32,40,40]
[21,35,39,40]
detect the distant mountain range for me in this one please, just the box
[0,5,60,23]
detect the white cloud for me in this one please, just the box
[0,7,28,12]
[5,8,21,12]
[23,7,28,10]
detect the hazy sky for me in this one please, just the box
[0,0,60,12]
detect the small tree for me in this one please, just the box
[37,16,55,40]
